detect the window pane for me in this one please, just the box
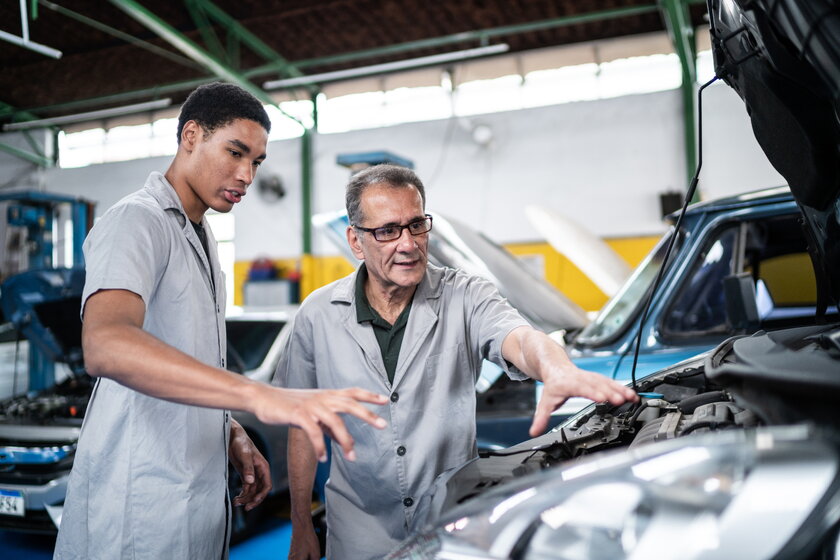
[664,227,736,335]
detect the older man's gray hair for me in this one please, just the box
[345,164,426,226]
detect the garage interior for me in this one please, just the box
[0,1,791,558]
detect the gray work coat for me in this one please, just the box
[277,264,529,559]
[54,172,230,560]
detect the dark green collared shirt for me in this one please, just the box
[355,263,413,385]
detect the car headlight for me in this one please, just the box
[388,425,840,560]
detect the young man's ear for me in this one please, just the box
[347,226,365,260]
[180,120,201,152]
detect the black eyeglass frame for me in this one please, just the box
[352,214,433,242]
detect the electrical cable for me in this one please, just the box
[629,75,718,391]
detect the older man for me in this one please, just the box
[278,164,637,559]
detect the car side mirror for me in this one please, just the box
[723,273,760,331]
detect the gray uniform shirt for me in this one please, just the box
[54,172,230,560]
[276,264,529,560]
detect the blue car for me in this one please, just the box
[567,185,813,384]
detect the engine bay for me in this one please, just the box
[0,375,91,427]
[423,324,840,522]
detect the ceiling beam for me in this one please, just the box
[108,0,277,108]
[38,0,202,71]
[12,80,208,117]
[0,101,58,167]
[0,140,52,167]
[13,1,710,119]
[184,0,227,64]
[0,101,43,123]
[2,98,173,132]
[264,44,510,90]
[194,0,310,81]
[286,3,664,71]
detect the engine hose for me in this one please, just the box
[681,420,736,435]
[677,391,729,414]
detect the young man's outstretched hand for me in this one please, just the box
[252,387,388,462]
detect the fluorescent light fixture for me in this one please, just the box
[1,0,62,59]
[263,44,510,90]
[2,98,173,132]
[0,28,62,59]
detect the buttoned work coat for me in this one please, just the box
[54,172,231,560]
[277,263,530,560]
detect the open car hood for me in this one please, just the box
[313,210,588,333]
[707,0,840,312]
[0,269,85,371]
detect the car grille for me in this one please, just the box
[0,507,57,534]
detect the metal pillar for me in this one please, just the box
[660,0,700,199]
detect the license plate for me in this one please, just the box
[0,489,24,517]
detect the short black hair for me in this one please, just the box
[346,164,426,226]
[176,82,271,143]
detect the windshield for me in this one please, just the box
[576,229,677,345]
[226,320,285,373]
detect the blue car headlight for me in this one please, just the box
[388,426,840,560]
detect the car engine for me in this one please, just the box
[540,366,760,466]
[0,375,91,427]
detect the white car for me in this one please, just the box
[0,305,297,541]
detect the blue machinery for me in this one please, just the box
[1,192,94,391]
[336,150,414,171]
[1,191,94,271]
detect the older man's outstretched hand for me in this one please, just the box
[253,386,388,462]
[529,365,638,437]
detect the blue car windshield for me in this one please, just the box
[576,228,677,345]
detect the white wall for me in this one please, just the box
[1,84,783,262]
[699,81,787,198]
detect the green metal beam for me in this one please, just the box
[184,0,227,64]
[22,130,45,157]
[301,127,313,256]
[15,79,208,116]
[38,0,202,71]
[286,4,662,71]
[226,26,240,71]
[1,100,46,123]
[660,0,699,196]
[108,0,277,108]
[0,141,52,167]
[190,0,312,85]
[16,2,703,118]
[1,101,57,166]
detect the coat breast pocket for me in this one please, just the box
[423,343,474,419]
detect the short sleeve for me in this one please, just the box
[272,305,318,390]
[463,275,531,380]
[81,201,170,319]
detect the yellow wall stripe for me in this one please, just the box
[234,236,660,312]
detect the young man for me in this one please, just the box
[54,83,386,560]
[277,164,638,559]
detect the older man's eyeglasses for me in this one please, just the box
[353,214,433,242]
